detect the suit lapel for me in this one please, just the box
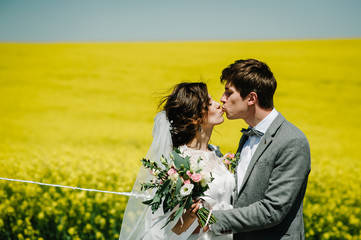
[236,134,248,154]
[236,114,286,198]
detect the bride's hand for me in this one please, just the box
[172,199,203,235]
[188,199,203,218]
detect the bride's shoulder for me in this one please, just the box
[177,144,224,162]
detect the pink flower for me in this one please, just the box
[225,153,235,159]
[225,159,231,165]
[168,168,177,175]
[184,180,191,184]
[186,170,192,178]
[191,173,202,182]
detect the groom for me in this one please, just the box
[210,59,311,239]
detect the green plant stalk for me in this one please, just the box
[196,207,217,228]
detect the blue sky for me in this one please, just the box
[0,0,360,42]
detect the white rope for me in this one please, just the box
[0,177,150,199]
[204,209,213,228]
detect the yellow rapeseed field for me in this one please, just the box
[1,39,361,239]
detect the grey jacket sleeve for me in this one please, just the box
[211,135,311,235]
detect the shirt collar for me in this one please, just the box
[253,108,278,134]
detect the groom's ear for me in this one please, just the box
[248,92,258,106]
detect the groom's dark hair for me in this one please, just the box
[221,59,277,109]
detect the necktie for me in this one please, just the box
[241,127,264,137]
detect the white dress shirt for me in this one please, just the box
[237,108,279,193]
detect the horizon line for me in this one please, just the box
[1,37,360,44]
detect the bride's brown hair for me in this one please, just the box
[160,82,210,148]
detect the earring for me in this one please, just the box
[198,125,202,132]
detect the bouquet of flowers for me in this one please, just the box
[140,148,216,228]
[222,152,240,174]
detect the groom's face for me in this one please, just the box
[220,83,248,120]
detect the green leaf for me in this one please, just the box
[173,147,181,154]
[185,196,193,209]
[150,194,162,213]
[183,156,191,169]
[175,177,182,195]
[162,206,184,229]
[173,206,184,222]
[142,199,153,205]
[160,179,171,193]
[172,150,190,169]
[151,193,161,207]
[163,195,173,213]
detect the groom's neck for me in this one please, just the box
[246,107,273,127]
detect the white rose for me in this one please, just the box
[201,172,211,183]
[169,173,179,182]
[200,173,211,187]
[180,183,194,196]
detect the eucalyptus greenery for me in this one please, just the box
[140,149,216,228]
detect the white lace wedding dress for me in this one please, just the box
[119,111,235,240]
[167,145,235,240]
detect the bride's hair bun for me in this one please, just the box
[161,82,209,148]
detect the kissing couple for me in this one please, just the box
[120,59,311,240]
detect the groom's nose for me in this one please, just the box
[220,93,226,103]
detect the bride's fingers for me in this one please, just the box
[190,202,202,214]
[190,199,202,209]
[203,225,209,232]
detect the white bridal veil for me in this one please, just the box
[119,111,174,240]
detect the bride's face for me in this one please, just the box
[204,95,224,127]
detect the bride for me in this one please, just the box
[119,82,235,240]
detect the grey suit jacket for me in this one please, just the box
[212,113,311,240]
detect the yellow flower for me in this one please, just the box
[38,212,45,220]
[57,224,64,232]
[17,219,23,227]
[96,231,104,240]
[6,206,14,214]
[68,227,76,235]
[99,217,106,227]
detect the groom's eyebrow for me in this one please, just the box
[225,87,232,92]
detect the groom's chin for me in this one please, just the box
[225,114,235,120]
[226,115,240,120]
